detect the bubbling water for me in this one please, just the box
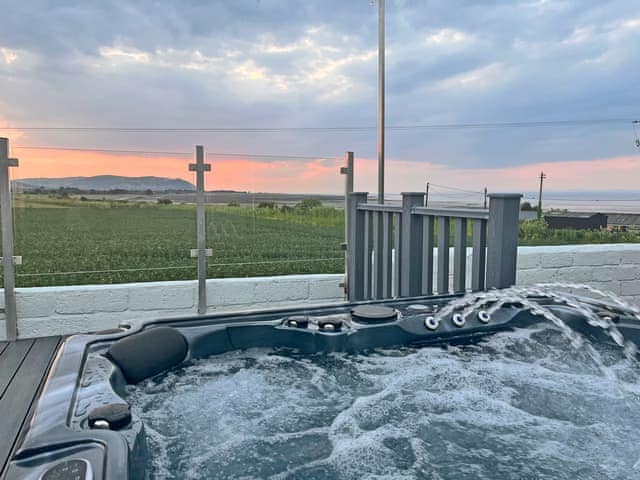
[436,283,640,363]
[127,325,640,479]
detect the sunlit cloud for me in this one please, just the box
[425,28,472,46]
[99,46,150,63]
[0,47,17,65]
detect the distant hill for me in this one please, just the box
[13,175,195,192]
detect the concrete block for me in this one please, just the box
[254,278,309,302]
[129,283,196,311]
[614,266,639,281]
[207,278,259,307]
[588,267,621,283]
[621,251,640,265]
[56,289,128,314]
[540,253,573,268]
[308,277,343,301]
[553,267,593,283]
[517,268,557,285]
[18,313,122,338]
[573,251,621,266]
[16,291,57,318]
[517,253,540,270]
[621,282,640,296]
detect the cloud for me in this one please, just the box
[0,0,637,192]
[0,47,17,64]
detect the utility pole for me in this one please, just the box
[425,181,429,207]
[377,0,385,204]
[483,187,488,209]
[537,171,546,220]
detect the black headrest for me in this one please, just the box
[106,327,188,384]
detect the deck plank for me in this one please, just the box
[0,337,61,477]
[0,339,35,399]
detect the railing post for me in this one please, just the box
[400,192,425,297]
[486,193,522,289]
[0,138,18,340]
[189,145,211,314]
[341,151,354,299]
[347,192,368,301]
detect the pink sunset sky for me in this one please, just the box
[3,137,639,195]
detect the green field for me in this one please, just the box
[10,195,344,287]
[6,195,640,287]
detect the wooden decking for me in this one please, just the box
[0,337,63,477]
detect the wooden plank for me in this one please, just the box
[437,216,450,294]
[392,213,401,298]
[381,212,393,298]
[347,193,368,301]
[413,206,489,220]
[0,337,60,475]
[0,339,34,399]
[421,216,434,295]
[372,212,383,299]
[453,218,467,293]
[400,194,424,297]
[363,211,371,300]
[472,219,487,291]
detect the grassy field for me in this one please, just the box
[10,195,344,287]
[6,195,640,287]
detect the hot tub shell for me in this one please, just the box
[5,293,640,480]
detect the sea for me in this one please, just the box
[384,191,640,214]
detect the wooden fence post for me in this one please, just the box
[400,192,425,297]
[486,193,522,289]
[347,192,368,301]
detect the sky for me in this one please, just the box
[0,0,639,195]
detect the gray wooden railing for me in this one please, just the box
[346,191,522,301]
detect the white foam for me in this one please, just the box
[126,328,640,479]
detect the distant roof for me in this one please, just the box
[606,213,640,226]
[544,212,606,219]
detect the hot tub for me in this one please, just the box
[6,286,640,479]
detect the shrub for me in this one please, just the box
[257,201,277,209]
[295,198,322,211]
[157,198,172,205]
[227,201,240,207]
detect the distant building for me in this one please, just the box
[544,212,608,230]
[606,213,640,232]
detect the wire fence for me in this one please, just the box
[3,117,639,288]
[6,141,347,288]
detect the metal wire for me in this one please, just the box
[17,265,196,277]
[13,145,338,161]
[2,118,632,132]
[16,258,344,277]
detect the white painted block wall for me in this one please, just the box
[1,244,638,340]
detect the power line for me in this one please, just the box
[523,195,640,202]
[13,145,337,161]
[15,145,191,156]
[428,182,483,194]
[1,118,633,133]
